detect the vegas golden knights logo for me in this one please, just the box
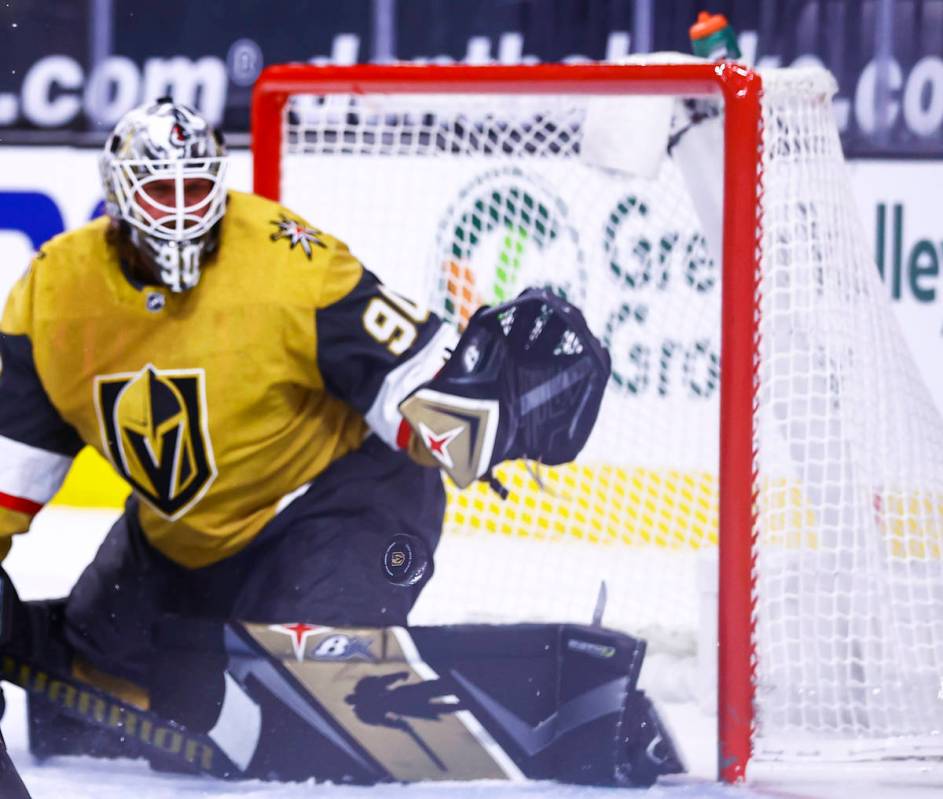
[94,365,216,519]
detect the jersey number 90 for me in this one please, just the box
[362,286,429,356]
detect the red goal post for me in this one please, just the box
[252,62,760,783]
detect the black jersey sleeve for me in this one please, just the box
[0,331,83,537]
[0,332,84,457]
[0,260,82,538]
[315,268,458,448]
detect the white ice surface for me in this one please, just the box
[2,507,940,799]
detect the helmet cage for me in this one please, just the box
[109,156,228,243]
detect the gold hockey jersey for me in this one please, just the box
[0,191,453,567]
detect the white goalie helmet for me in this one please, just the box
[100,97,228,292]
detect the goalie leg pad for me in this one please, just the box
[145,618,684,787]
[617,690,685,787]
[10,618,684,787]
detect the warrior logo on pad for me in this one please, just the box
[94,365,216,519]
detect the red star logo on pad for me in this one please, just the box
[418,421,464,470]
[269,622,332,662]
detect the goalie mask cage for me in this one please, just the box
[252,63,943,783]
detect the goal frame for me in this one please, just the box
[251,62,762,783]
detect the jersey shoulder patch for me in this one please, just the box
[206,192,363,316]
[224,190,337,258]
[267,212,330,260]
[228,192,365,308]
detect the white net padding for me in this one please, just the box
[271,66,943,766]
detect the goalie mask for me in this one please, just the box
[100,97,228,292]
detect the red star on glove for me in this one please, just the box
[418,422,464,470]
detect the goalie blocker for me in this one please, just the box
[400,288,611,491]
[18,618,683,788]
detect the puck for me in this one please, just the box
[382,534,430,587]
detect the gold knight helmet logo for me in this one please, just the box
[95,365,216,519]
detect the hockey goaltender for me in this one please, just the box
[0,99,683,789]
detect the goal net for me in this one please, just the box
[252,62,943,780]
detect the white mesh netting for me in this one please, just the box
[753,69,943,762]
[272,65,943,765]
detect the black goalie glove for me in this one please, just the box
[399,287,611,491]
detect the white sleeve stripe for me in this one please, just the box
[365,324,460,449]
[0,435,74,504]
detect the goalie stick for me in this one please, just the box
[0,566,231,779]
[0,651,236,778]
